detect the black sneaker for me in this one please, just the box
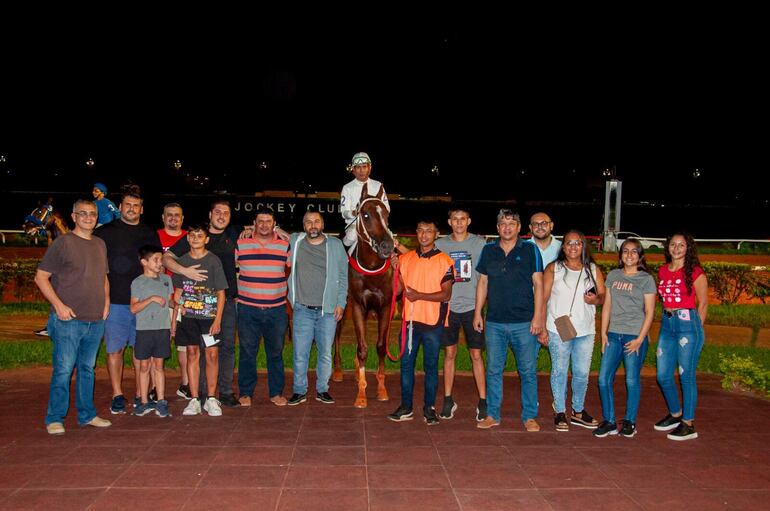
[110,394,127,415]
[424,407,440,426]
[667,421,698,441]
[287,393,307,406]
[570,409,599,429]
[176,384,192,400]
[593,420,618,438]
[654,413,682,432]
[133,396,142,409]
[439,397,457,419]
[219,393,240,408]
[554,412,569,432]
[34,328,49,337]
[387,405,414,422]
[316,392,335,404]
[620,420,637,438]
[148,387,158,403]
[475,399,488,422]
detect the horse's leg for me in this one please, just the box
[332,311,344,382]
[375,306,391,401]
[351,304,368,408]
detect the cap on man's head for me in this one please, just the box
[94,182,107,194]
[351,152,371,166]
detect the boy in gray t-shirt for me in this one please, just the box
[171,225,228,417]
[130,245,174,417]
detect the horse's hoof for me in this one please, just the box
[354,398,368,408]
[332,369,343,382]
[376,391,389,401]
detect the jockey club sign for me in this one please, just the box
[233,200,338,214]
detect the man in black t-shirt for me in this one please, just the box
[94,191,161,414]
[162,200,241,407]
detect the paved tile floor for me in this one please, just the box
[1,370,768,510]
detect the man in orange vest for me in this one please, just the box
[387,219,454,425]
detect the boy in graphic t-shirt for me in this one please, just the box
[171,225,229,417]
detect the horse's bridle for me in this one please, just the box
[354,197,395,273]
[24,205,53,236]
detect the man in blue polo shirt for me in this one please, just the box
[473,209,545,431]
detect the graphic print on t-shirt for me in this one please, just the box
[659,277,684,306]
[180,280,219,319]
[449,250,473,283]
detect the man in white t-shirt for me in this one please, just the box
[340,152,390,251]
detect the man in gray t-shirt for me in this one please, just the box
[295,238,327,306]
[35,199,111,434]
[434,207,489,421]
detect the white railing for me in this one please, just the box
[0,230,28,244]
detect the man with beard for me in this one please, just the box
[527,212,562,267]
[162,200,240,407]
[94,188,161,414]
[285,211,348,406]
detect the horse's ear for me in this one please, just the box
[359,182,369,202]
[375,185,384,200]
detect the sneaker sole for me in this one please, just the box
[556,425,569,432]
[570,420,599,430]
[477,420,500,429]
[439,402,458,420]
[621,431,637,438]
[667,432,698,441]
[110,409,126,415]
[593,430,619,438]
[424,418,440,425]
[182,410,201,416]
[133,409,154,417]
[176,390,192,400]
[288,397,307,406]
[315,397,335,404]
[387,414,414,422]
[654,422,681,432]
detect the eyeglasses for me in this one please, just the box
[74,211,97,218]
[564,240,583,246]
[530,221,551,229]
[622,248,640,255]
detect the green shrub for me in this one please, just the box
[704,262,756,305]
[0,259,43,302]
[719,354,770,397]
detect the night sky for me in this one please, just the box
[1,20,766,207]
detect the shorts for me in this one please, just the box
[442,310,485,350]
[175,316,218,348]
[105,304,136,353]
[135,329,171,360]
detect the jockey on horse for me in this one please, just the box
[335,152,401,407]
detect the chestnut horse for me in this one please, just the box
[332,183,399,408]
[23,201,69,244]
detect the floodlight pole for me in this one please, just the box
[602,179,622,252]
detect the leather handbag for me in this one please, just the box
[554,270,580,341]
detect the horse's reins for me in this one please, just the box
[355,197,395,274]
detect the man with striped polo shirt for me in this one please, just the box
[236,210,291,407]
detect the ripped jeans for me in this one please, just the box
[656,309,705,421]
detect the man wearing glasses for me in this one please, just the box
[528,212,562,267]
[35,200,112,434]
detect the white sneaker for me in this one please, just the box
[183,398,202,416]
[203,397,222,417]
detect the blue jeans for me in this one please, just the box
[548,331,595,414]
[45,314,105,425]
[486,321,539,422]
[199,299,237,396]
[598,332,648,424]
[292,303,337,395]
[237,303,288,398]
[656,310,705,421]
[399,325,442,411]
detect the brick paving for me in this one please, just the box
[0,369,769,510]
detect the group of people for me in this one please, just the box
[35,151,708,443]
